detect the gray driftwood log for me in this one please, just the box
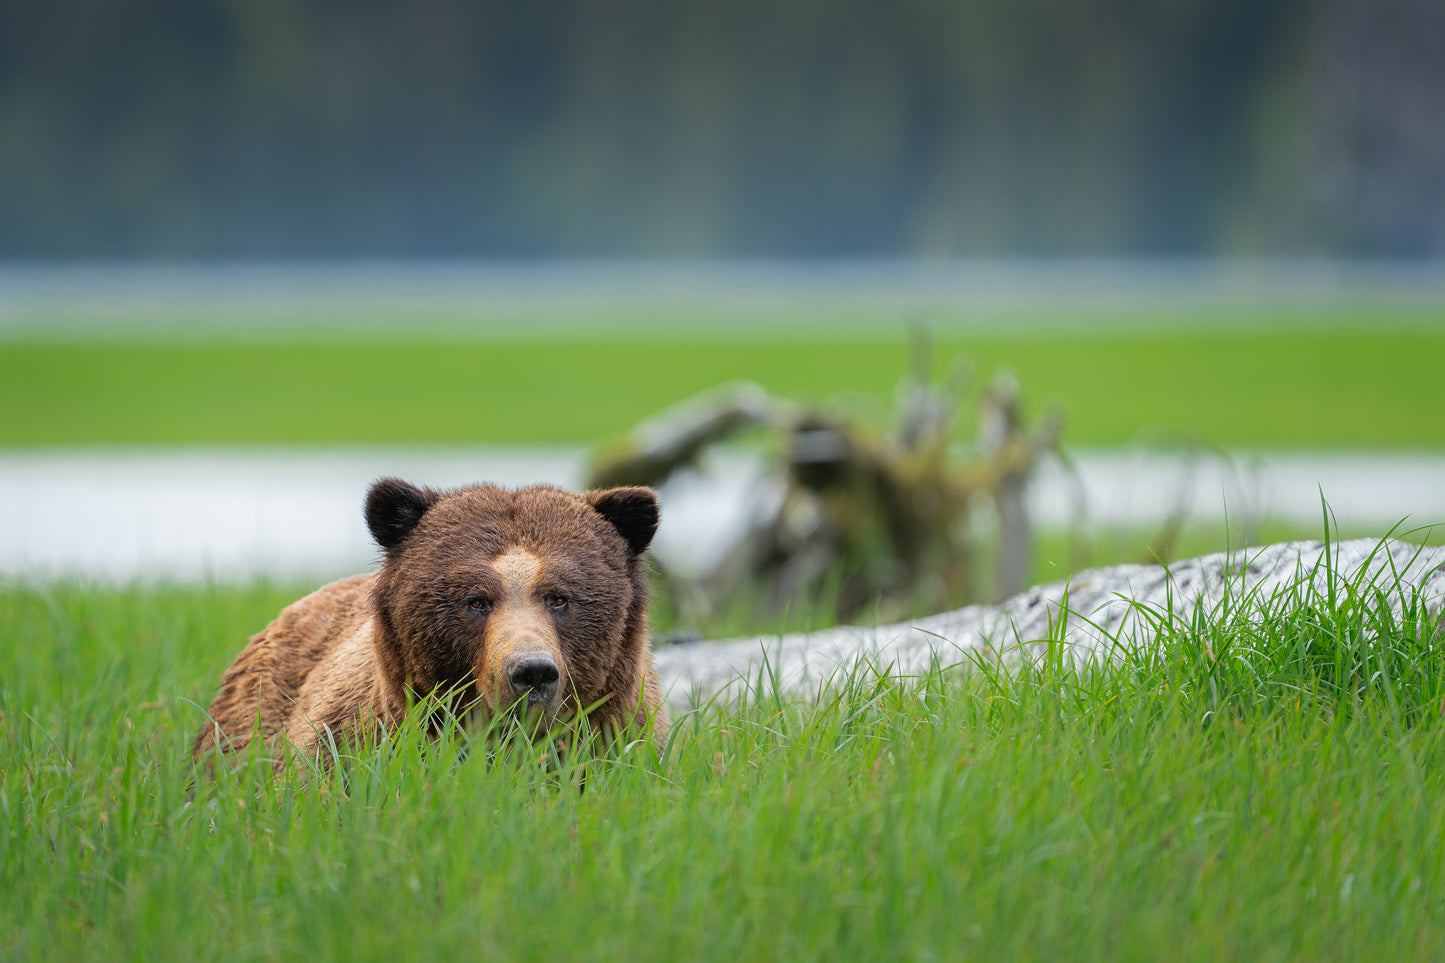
[653,538,1445,707]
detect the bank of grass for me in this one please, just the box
[3,324,1445,448]
[5,536,1444,961]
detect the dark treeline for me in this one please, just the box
[1,0,1441,259]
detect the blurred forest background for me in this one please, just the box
[3,0,1443,260]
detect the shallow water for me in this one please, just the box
[5,259,1444,339]
[1,446,1441,583]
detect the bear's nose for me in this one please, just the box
[506,655,560,705]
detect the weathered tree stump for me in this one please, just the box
[654,538,1445,706]
[587,347,1061,624]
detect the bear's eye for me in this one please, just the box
[545,593,569,612]
[466,596,492,614]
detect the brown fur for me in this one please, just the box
[193,481,669,765]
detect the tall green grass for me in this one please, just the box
[4,537,1443,961]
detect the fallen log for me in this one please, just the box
[653,538,1445,706]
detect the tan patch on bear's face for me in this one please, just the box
[478,548,567,716]
[491,548,541,601]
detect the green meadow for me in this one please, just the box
[4,306,1444,959]
[2,323,1444,448]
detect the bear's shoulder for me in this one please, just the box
[194,573,381,758]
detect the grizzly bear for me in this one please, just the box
[194,479,669,765]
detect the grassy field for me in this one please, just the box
[3,325,1444,448]
[5,307,1443,958]
[4,540,1444,961]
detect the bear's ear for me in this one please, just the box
[588,486,659,555]
[366,478,439,553]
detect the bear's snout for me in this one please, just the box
[506,654,561,707]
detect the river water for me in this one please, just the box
[5,259,1444,339]
[2,447,1440,583]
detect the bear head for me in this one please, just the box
[364,478,659,735]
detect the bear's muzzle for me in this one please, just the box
[506,653,561,708]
